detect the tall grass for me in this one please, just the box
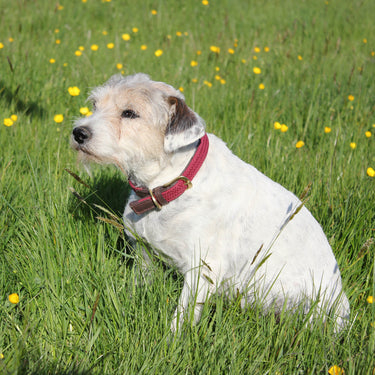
[1,0,374,373]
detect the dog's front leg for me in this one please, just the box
[171,269,211,332]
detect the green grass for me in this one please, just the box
[1,0,374,373]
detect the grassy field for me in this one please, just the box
[1,0,374,373]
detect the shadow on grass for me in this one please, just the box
[0,79,47,119]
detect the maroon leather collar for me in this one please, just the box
[128,134,209,215]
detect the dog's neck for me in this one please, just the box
[128,140,200,189]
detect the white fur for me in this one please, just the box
[72,73,350,332]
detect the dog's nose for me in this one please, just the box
[73,126,91,144]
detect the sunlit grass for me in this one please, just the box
[1,0,374,373]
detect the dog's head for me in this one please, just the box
[71,73,205,179]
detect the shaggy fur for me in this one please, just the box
[72,73,350,332]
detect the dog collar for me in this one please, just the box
[128,134,209,215]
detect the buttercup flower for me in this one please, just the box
[228,48,235,54]
[8,293,20,304]
[116,63,123,70]
[10,115,18,122]
[264,46,270,52]
[325,127,332,133]
[348,95,355,101]
[254,47,261,53]
[49,58,56,64]
[4,118,14,127]
[210,45,220,54]
[220,79,226,84]
[253,67,261,74]
[107,43,114,49]
[202,0,209,5]
[280,124,288,133]
[203,80,212,87]
[350,142,356,149]
[151,9,157,15]
[274,122,282,130]
[365,131,371,138]
[79,46,85,51]
[154,49,163,57]
[190,60,198,67]
[296,140,305,148]
[140,45,147,50]
[90,44,99,51]
[367,168,375,177]
[176,31,182,37]
[0,42,4,49]
[122,33,131,41]
[192,78,198,83]
[298,55,303,60]
[179,87,184,92]
[80,107,89,115]
[55,39,61,44]
[328,365,344,375]
[68,86,80,96]
[259,83,265,90]
[75,50,82,56]
[54,114,64,123]
[132,27,139,33]
[367,295,374,303]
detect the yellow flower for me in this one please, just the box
[259,83,265,90]
[10,114,17,122]
[116,63,123,70]
[179,87,184,92]
[350,142,356,149]
[154,49,163,57]
[57,4,63,10]
[0,42,3,49]
[122,33,131,41]
[4,118,14,127]
[90,44,99,51]
[363,38,367,44]
[254,47,261,53]
[55,39,61,44]
[348,95,355,101]
[75,50,82,56]
[253,55,258,60]
[328,365,344,375]
[192,78,198,83]
[324,127,332,133]
[54,29,59,33]
[367,168,375,177]
[151,9,157,15]
[176,31,182,37]
[190,60,198,67]
[202,0,209,5]
[9,293,20,304]
[63,63,68,67]
[367,295,374,303]
[220,79,226,84]
[196,50,202,55]
[107,43,114,49]
[280,124,288,132]
[203,80,212,87]
[132,27,139,33]
[264,46,270,52]
[54,114,64,123]
[253,67,261,74]
[80,107,89,115]
[49,58,56,64]
[365,131,371,138]
[210,45,220,54]
[8,37,14,42]
[241,59,247,63]
[215,75,221,81]
[140,45,147,50]
[296,140,305,148]
[274,122,282,130]
[68,86,80,96]
[298,55,303,60]
[102,30,108,35]
[0,353,3,359]
[215,66,220,71]
[228,48,235,54]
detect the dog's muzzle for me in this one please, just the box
[72,126,92,144]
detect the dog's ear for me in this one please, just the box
[164,96,205,153]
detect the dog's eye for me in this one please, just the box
[121,109,139,119]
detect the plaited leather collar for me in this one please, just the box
[128,134,209,215]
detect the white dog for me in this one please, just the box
[72,73,350,332]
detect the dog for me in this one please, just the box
[71,73,350,332]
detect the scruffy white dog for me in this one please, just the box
[72,73,349,332]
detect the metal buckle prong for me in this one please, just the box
[162,176,192,189]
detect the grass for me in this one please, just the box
[0,0,374,373]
